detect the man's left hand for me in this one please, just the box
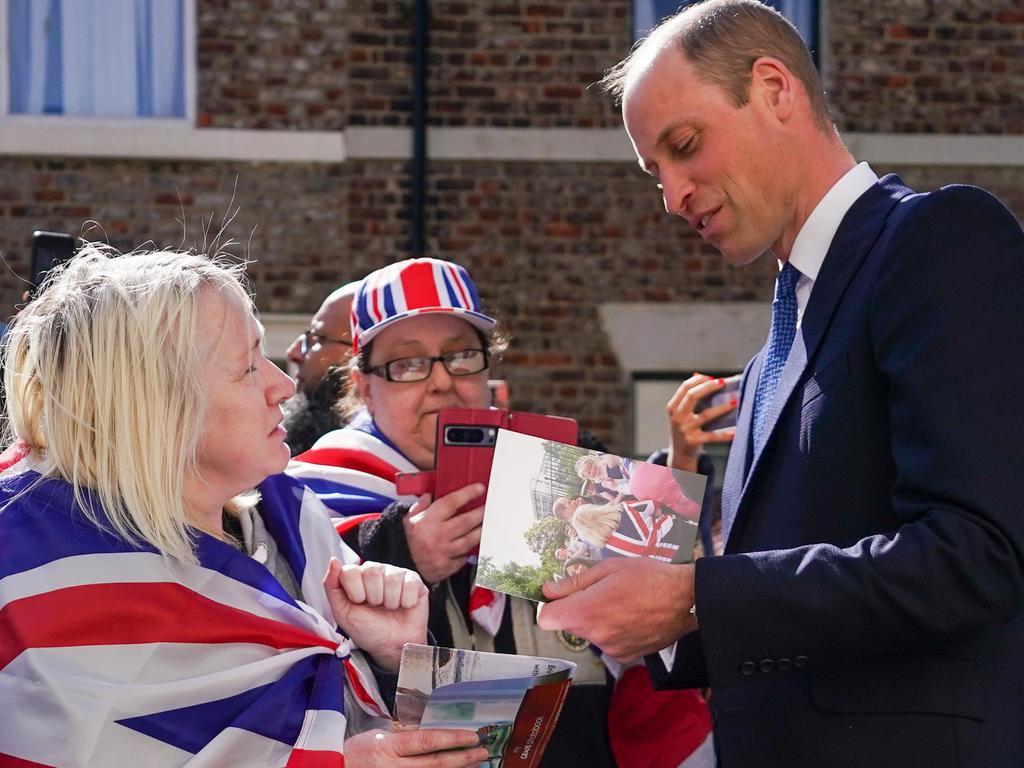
[537,558,698,661]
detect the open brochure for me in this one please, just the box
[476,429,708,602]
[395,643,577,767]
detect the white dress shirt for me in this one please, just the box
[787,162,879,326]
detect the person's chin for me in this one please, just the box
[267,433,292,470]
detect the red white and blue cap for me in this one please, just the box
[351,258,496,353]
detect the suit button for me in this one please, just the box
[740,661,757,676]
[793,655,809,668]
[776,657,792,671]
[759,658,775,673]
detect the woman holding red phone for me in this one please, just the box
[288,258,617,768]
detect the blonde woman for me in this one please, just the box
[0,247,487,767]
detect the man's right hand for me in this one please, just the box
[403,483,485,584]
[537,557,698,661]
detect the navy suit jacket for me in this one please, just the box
[648,175,1024,767]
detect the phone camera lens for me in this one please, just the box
[446,427,485,444]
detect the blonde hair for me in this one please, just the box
[601,0,832,131]
[571,503,623,548]
[2,245,253,562]
[574,454,607,480]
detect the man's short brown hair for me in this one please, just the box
[601,0,832,131]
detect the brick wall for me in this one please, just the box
[192,0,1024,134]
[197,0,349,129]
[346,0,628,128]
[0,157,349,312]
[197,0,627,130]
[422,1,627,127]
[825,1,1024,133]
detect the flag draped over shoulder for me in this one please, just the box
[288,422,420,517]
[0,470,387,768]
[287,422,506,637]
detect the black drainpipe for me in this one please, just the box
[410,0,429,257]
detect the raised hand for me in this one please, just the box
[666,373,737,473]
[324,558,428,672]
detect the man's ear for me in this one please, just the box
[750,56,795,122]
[353,369,373,416]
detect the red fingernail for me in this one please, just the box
[730,398,738,407]
[717,378,725,385]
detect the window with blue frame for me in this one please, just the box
[7,0,187,118]
[633,1,820,64]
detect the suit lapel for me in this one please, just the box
[799,176,913,363]
[723,175,915,549]
[721,356,759,541]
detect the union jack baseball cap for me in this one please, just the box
[350,258,497,353]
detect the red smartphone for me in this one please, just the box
[395,408,578,511]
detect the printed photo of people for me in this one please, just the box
[477,431,708,602]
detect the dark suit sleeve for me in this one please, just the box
[693,186,1024,689]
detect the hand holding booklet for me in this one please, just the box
[395,644,576,767]
[475,430,708,602]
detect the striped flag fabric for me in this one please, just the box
[288,424,420,517]
[0,469,387,768]
[288,422,507,637]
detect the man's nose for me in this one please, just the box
[285,335,304,364]
[662,173,696,218]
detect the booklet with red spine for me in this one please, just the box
[395,643,576,768]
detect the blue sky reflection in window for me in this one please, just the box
[9,0,185,118]
[633,1,819,64]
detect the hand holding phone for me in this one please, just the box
[666,373,739,472]
[403,483,487,585]
[694,373,742,431]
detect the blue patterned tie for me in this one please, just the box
[752,262,801,454]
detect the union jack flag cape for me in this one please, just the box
[0,470,388,768]
[287,418,506,637]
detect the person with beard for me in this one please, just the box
[281,364,350,457]
[282,281,360,456]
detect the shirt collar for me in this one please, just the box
[786,162,879,281]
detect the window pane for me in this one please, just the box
[632,0,819,57]
[8,0,185,118]
[633,0,685,40]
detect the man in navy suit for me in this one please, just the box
[538,1,1024,765]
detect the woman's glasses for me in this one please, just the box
[368,348,489,383]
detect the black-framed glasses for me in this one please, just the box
[299,330,352,356]
[368,348,489,383]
